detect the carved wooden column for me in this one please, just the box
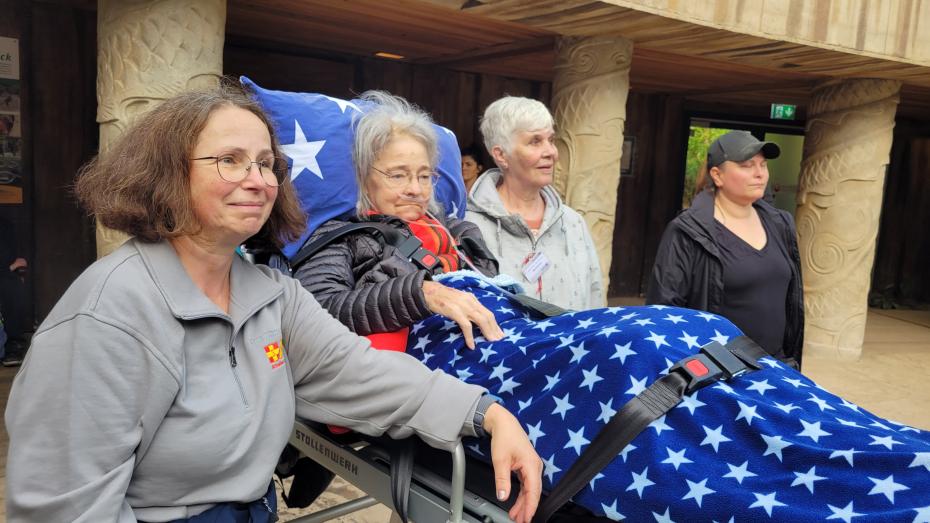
[796,78,901,359]
[551,35,632,293]
[95,0,226,257]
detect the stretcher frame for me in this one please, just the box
[286,420,514,523]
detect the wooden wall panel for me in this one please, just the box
[29,3,98,320]
[224,45,356,95]
[608,91,687,296]
[872,122,930,305]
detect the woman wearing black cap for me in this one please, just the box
[647,130,804,366]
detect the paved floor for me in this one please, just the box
[1,309,928,521]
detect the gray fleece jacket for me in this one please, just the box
[4,239,485,522]
[466,169,605,311]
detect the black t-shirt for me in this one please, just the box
[713,212,792,359]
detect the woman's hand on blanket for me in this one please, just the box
[422,280,504,349]
[484,403,543,523]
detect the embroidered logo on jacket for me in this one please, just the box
[264,341,285,369]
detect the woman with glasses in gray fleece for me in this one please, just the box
[3,82,542,523]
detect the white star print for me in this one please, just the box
[598,326,621,337]
[498,377,521,395]
[663,314,686,324]
[746,379,776,395]
[542,454,561,482]
[723,461,757,484]
[761,433,792,462]
[735,400,765,425]
[620,443,637,462]
[652,507,675,523]
[576,318,596,329]
[797,419,832,443]
[532,319,556,332]
[564,427,590,455]
[489,361,510,382]
[526,421,545,446]
[807,393,836,412]
[569,341,590,364]
[826,501,864,523]
[710,329,729,345]
[650,415,674,435]
[280,121,325,180]
[749,492,786,517]
[556,334,575,348]
[867,474,909,503]
[829,448,860,467]
[600,499,624,521]
[610,342,636,364]
[679,392,707,415]
[543,372,560,392]
[909,452,930,472]
[580,365,604,391]
[626,375,648,396]
[645,331,670,349]
[682,478,715,507]
[678,331,701,349]
[626,467,655,498]
[869,434,903,450]
[633,318,655,327]
[791,465,827,493]
[551,393,574,420]
[700,425,732,452]
[661,447,693,470]
[774,402,801,414]
[782,377,808,388]
[597,399,617,424]
[696,311,719,321]
[322,95,360,113]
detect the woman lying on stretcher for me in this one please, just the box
[290,91,930,522]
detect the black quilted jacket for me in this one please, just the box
[293,214,499,336]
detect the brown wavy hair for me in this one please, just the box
[75,80,305,248]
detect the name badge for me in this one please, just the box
[522,252,551,282]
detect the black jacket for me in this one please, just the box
[646,190,805,364]
[293,214,498,336]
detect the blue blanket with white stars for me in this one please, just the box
[406,273,930,522]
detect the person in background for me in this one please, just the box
[646,130,804,365]
[460,143,484,192]
[0,215,30,366]
[4,83,542,523]
[466,96,604,311]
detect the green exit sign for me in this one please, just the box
[770,103,797,120]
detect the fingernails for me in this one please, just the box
[497,489,507,501]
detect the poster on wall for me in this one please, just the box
[0,36,22,204]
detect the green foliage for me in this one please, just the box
[683,127,732,208]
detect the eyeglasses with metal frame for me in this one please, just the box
[371,165,439,189]
[191,152,287,187]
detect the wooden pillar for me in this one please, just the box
[796,78,901,359]
[551,35,632,293]
[95,0,226,256]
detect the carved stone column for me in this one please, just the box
[796,78,901,360]
[95,0,226,257]
[551,35,632,294]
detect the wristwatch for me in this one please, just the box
[472,394,498,439]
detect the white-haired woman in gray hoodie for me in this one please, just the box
[466,96,604,311]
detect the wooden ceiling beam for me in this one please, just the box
[413,36,555,67]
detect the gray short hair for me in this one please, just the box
[480,96,554,158]
[353,91,438,217]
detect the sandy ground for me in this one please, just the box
[277,476,393,522]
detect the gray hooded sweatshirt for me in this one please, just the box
[466,169,604,311]
[4,239,486,522]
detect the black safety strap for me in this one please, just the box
[388,438,417,523]
[289,222,440,273]
[532,336,766,523]
[502,291,569,318]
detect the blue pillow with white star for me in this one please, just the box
[240,76,466,258]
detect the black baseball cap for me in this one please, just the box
[707,131,780,168]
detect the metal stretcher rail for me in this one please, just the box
[286,421,513,523]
